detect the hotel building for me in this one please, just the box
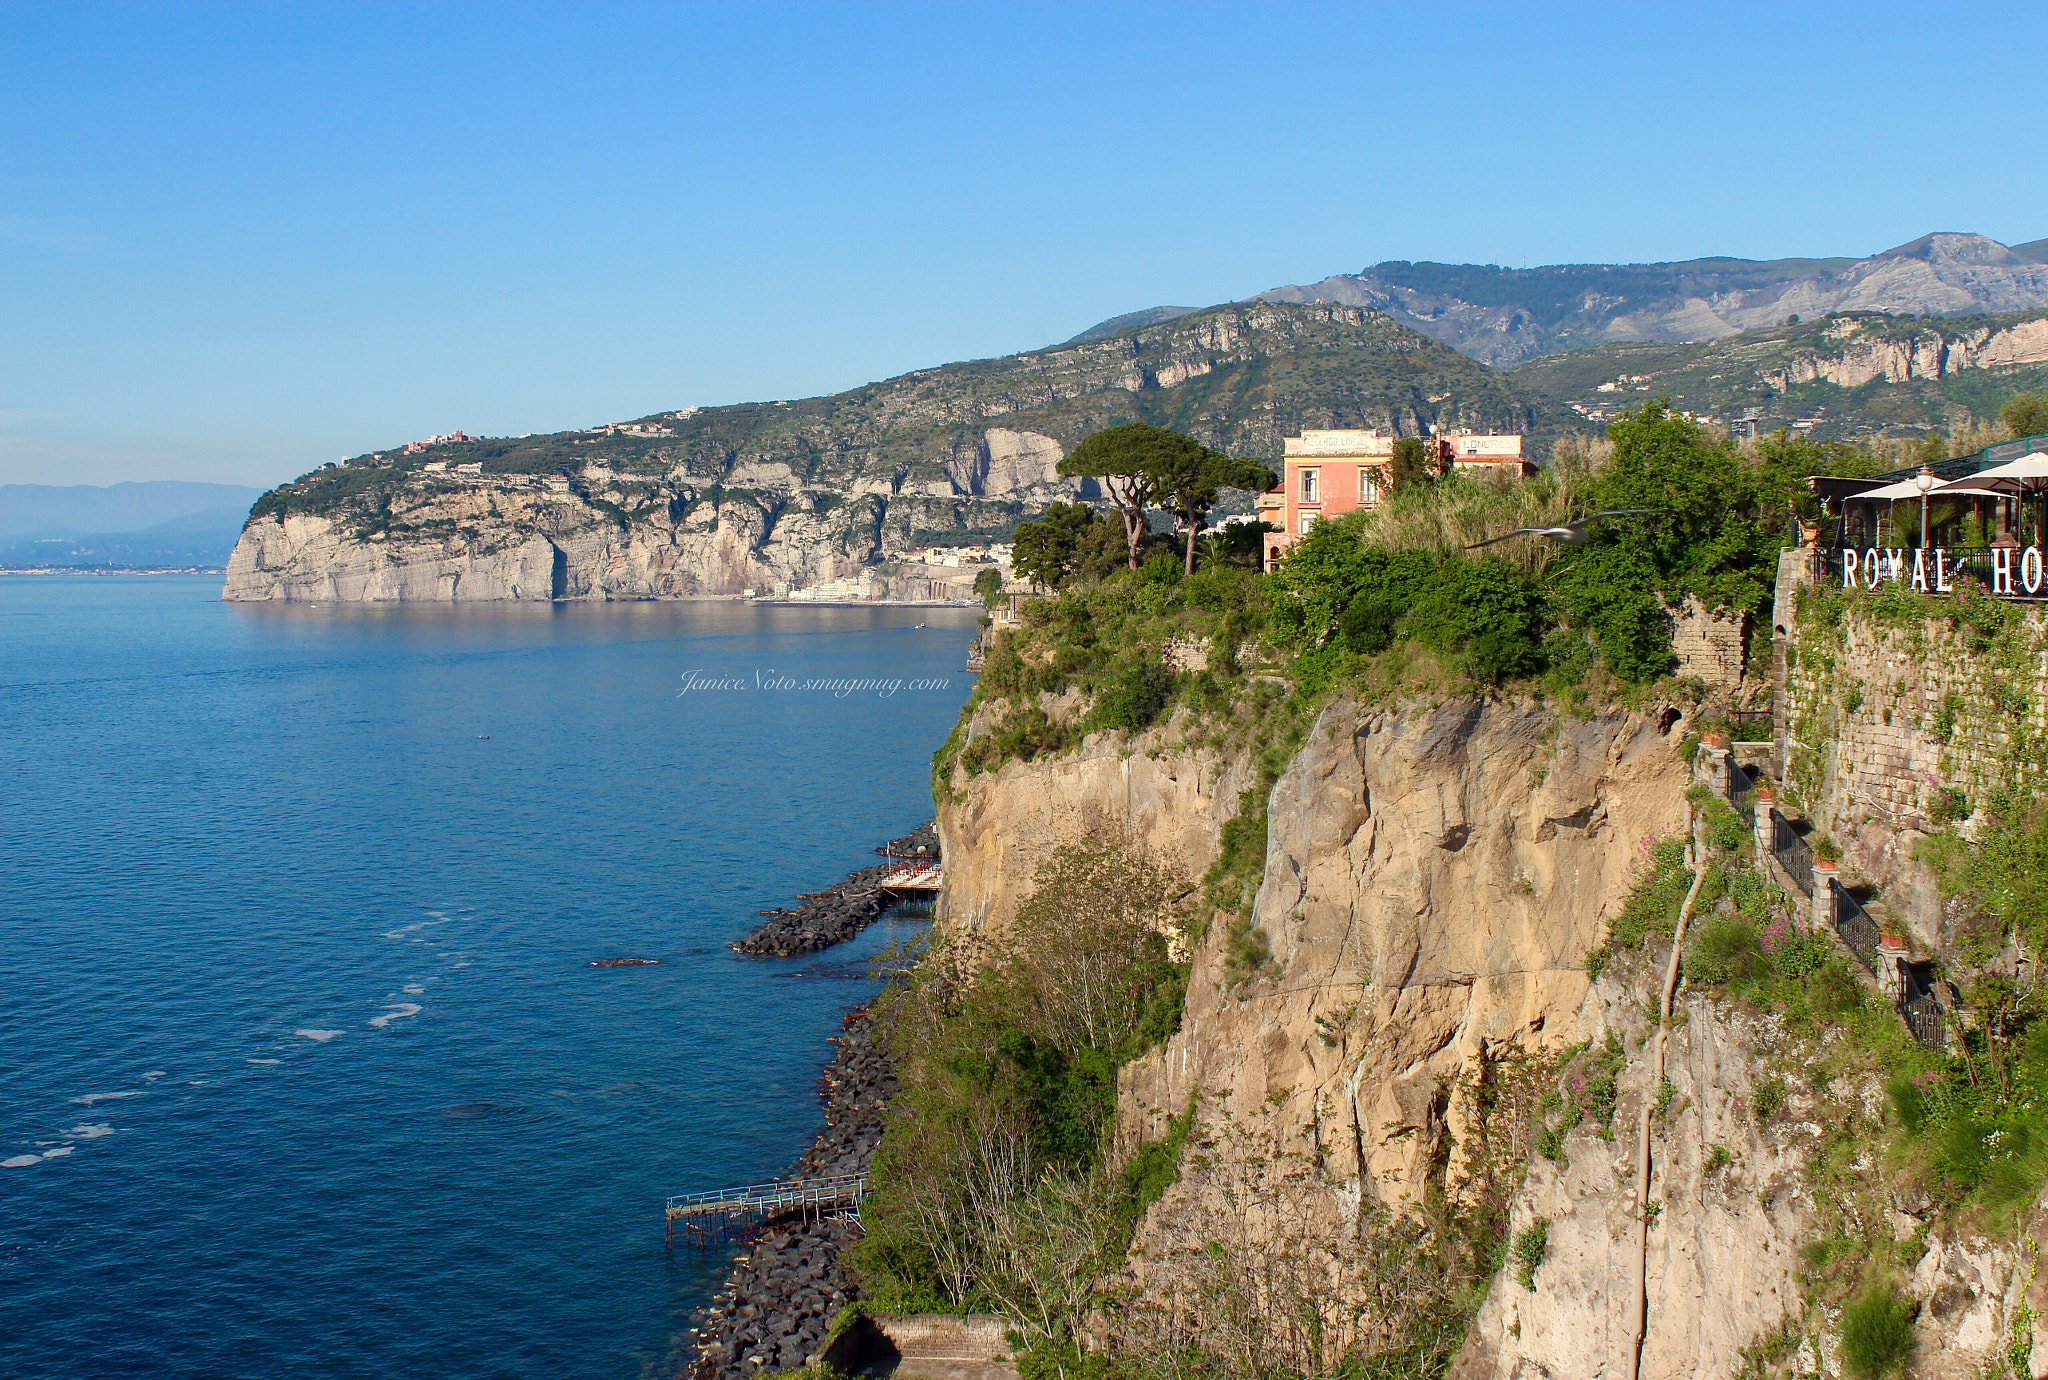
[1259,429,1533,569]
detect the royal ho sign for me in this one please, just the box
[1836,546,2046,597]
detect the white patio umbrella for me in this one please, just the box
[1849,476,1939,544]
[1931,452,2048,494]
[1933,453,2048,544]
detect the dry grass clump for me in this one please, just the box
[1352,462,1596,577]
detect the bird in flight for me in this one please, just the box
[1466,509,1661,549]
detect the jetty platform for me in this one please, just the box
[664,1172,868,1248]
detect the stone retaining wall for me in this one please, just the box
[1670,593,1748,690]
[1780,592,2048,945]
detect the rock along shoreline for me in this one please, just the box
[731,822,937,956]
[685,824,930,1376]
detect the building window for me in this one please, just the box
[1300,468,1318,503]
[1359,467,1380,504]
[1300,512,1318,535]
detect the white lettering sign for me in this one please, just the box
[1843,545,2041,597]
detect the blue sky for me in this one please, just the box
[4,1,2044,487]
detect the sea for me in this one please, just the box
[0,574,980,1379]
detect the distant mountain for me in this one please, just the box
[1254,233,2048,367]
[226,301,1533,600]
[1061,305,1202,345]
[0,503,254,568]
[1510,308,2048,442]
[0,481,260,542]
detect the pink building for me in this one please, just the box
[1260,429,1533,569]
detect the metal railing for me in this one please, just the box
[664,1173,869,1248]
[1902,990,1946,1049]
[1830,880,1880,977]
[1728,708,1773,739]
[879,859,942,889]
[1771,809,1813,897]
[1723,758,1756,817]
[1824,881,1947,1051]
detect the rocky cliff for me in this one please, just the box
[223,301,1529,602]
[1512,306,2048,441]
[1757,313,2048,393]
[933,689,2048,1377]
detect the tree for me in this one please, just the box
[1388,436,1432,491]
[973,565,1005,610]
[1153,449,1277,575]
[1010,502,1101,590]
[1550,400,1772,681]
[1749,431,1881,533]
[1059,424,1251,571]
[999,841,1181,1060]
[2001,390,2048,440]
[1199,519,1274,570]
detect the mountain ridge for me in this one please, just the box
[0,481,262,542]
[1070,232,2048,369]
[1260,231,2048,366]
[1510,306,2048,441]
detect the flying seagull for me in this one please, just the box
[1466,509,1662,549]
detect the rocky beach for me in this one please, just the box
[687,1006,897,1378]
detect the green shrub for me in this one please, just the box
[1511,1220,1549,1289]
[1607,837,1693,951]
[1223,914,1272,984]
[1339,589,1403,655]
[1541,626,1596,686]
[1090,659,1176,732]
[1751,1074,1786,1123]
[960,702,1073,772]
[1932,691,1962,742]
[1684,914,1766,988]
[1838,1284,1916,1378]
[1700,795,1749,855]
[1404,558,1547,684]
[1562,1034,1626,1135]
[1808,957,1863,1016]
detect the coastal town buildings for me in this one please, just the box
[1260,428,1534,568]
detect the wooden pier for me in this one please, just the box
[664,1173,868,1248]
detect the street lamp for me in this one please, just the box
[1915,465,1936,547]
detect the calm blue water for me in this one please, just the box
[0,576,978,1379]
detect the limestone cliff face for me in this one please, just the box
[1112,697,1686,1203]
[1758,313,2048,392]
[1454,988,1817,1378]
[225,300,1533,603]
[936,703,1256,966]
[220,477,882,602]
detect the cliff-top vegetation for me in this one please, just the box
[946,402,1843,792]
